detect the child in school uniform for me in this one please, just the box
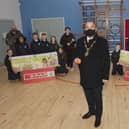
[111,43,124,75]
[55,47,68,75]
[49,36,59,52]
[4,49,20,80]
[30,32,41,54]
[40,33,51,53]
[15,35,30,56]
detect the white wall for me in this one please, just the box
[0,0,22,31]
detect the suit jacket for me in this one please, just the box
[75,34,110,89]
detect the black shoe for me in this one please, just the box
[118,72,124,76]
[112,72,116,75]
[94,118,101,128]
[82,112,95,119]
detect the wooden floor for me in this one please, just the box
[0,66,129,129]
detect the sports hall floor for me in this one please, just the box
[0,65,129,129]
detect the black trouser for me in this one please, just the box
[8,70,20,80]
[55,66,68,74]
[65,49,74,68]
[82,86,103,120]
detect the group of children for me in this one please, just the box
[4,26,124,81]
[5,27,76,81]
[14,32,59,56]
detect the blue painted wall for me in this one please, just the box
[124,0,129,19]
[20,0,129,41]
[19,0,82,40]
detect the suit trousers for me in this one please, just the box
[82,86,103,119]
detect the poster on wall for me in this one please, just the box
[119,50,129,66]
[11,52,58,72]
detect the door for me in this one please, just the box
[0,20,14,65]
[31,17,65,43]
[125,19,129,50]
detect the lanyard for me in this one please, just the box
[83,39,96,57]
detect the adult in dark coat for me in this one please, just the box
[74,21,110,128]
[15,35,30,56]
[30,32,42,54]
[60,27,76,69]
[5,25,22,55]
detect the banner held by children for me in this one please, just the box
[11,52,58,72]
[119,50,129,66]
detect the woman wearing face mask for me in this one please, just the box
[74,21,110,128]
[60,27,76,71]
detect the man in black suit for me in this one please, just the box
[74,21,110,128]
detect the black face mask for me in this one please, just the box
[84,29,96,37]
